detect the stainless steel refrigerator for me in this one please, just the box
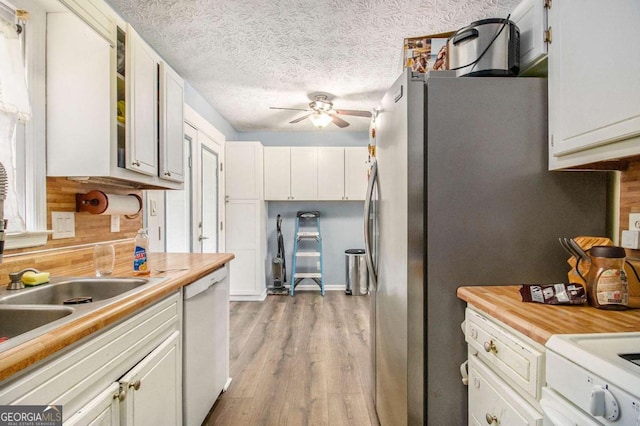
[363,70,609,425]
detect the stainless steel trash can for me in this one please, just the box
[345,249,368,295]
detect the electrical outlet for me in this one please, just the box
[51,211,75,239]
[110,215,120,233]
[629,213,640,231]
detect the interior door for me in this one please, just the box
[196,132,223,253]
[164,124,194,252]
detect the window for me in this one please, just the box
[1,0,47,249]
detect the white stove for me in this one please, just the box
[542,332,640,425]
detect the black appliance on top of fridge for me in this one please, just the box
[363,70,608,425]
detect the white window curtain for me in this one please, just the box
[0,14,29,232]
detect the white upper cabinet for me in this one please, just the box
[46,9,183,189]
[126,24,158,177]
[159,62,185,183]
[47,12,112,178]
[265,146,319,200]
[263,147,292,200]
[548,1,640,170]
[59,0,116,44]
[511,0,549,75]
[318,147,345,200]
[317,146,368,200]
[264,146,367,201]
[226,142,264,200]
[290,147,318,200]
[344,147,368,200]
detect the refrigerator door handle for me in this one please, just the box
[364,160,378,289]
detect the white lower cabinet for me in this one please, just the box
[464,307,544,425]
[226,199,267,300]
[66,383,121,426]
[119,331,181,426]
[0,293,182,424]
[468,355,543,426]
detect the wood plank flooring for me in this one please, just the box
[205,291,378,426]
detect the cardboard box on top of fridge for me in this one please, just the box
[403,31,455,73]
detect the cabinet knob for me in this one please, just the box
[115,387,127,401]
[129,380,141,391]
[483,340,498,354]
[485,413,498,425]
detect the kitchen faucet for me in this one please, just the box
[7,268,41,290]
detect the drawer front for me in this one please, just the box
[465,308,544,399]
[468,355,543,426]
[0,293,180,416]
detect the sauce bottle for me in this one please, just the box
[586,246,628,310]
[133,228,150,276]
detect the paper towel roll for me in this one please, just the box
[76,191,141,216]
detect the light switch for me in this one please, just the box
[51,211,75,239]
[148,198,157,217]
[110,215,120,233]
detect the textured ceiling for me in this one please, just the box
[105,0,519,132]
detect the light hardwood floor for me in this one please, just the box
[206,291,378,426]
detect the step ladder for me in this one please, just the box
[290,211,325,296]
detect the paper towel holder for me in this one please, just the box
[76,190,142,219]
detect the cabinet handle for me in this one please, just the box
[132,160,141,167]
[485,413,498,425]
[483,340,498,354]
[128,380,141,391]
[164,171,171,177]
[115,387,127,401]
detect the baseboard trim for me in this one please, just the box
[231,284,348,301]
[230,288,267,302]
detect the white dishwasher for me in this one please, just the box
[183,265,230,426]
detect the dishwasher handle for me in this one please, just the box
[184,266,227,300]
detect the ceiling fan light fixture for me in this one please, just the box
[309,112,333,128]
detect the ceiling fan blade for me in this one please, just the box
[289,113,313,124]
[270,107,310,112]
[335,109,372,118]
[330,114,350,128]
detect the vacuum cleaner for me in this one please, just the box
[268,215,288,295]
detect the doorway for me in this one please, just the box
[164,123,224,253]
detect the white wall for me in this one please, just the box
[265,201,364,286]
[184,82,238,140]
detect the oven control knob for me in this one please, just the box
[589,386,620,421]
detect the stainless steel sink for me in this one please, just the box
[0,278,150,305]
[0,306,74,339]
[0,276,166,351]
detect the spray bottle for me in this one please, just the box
[133,228,150,275]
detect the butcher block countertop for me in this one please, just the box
[0,252,234,382]
[457,285,640,346]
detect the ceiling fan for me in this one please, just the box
[270,94,372,128]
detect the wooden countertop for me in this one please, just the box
[0,252,234,382]
[457,285,640,346]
